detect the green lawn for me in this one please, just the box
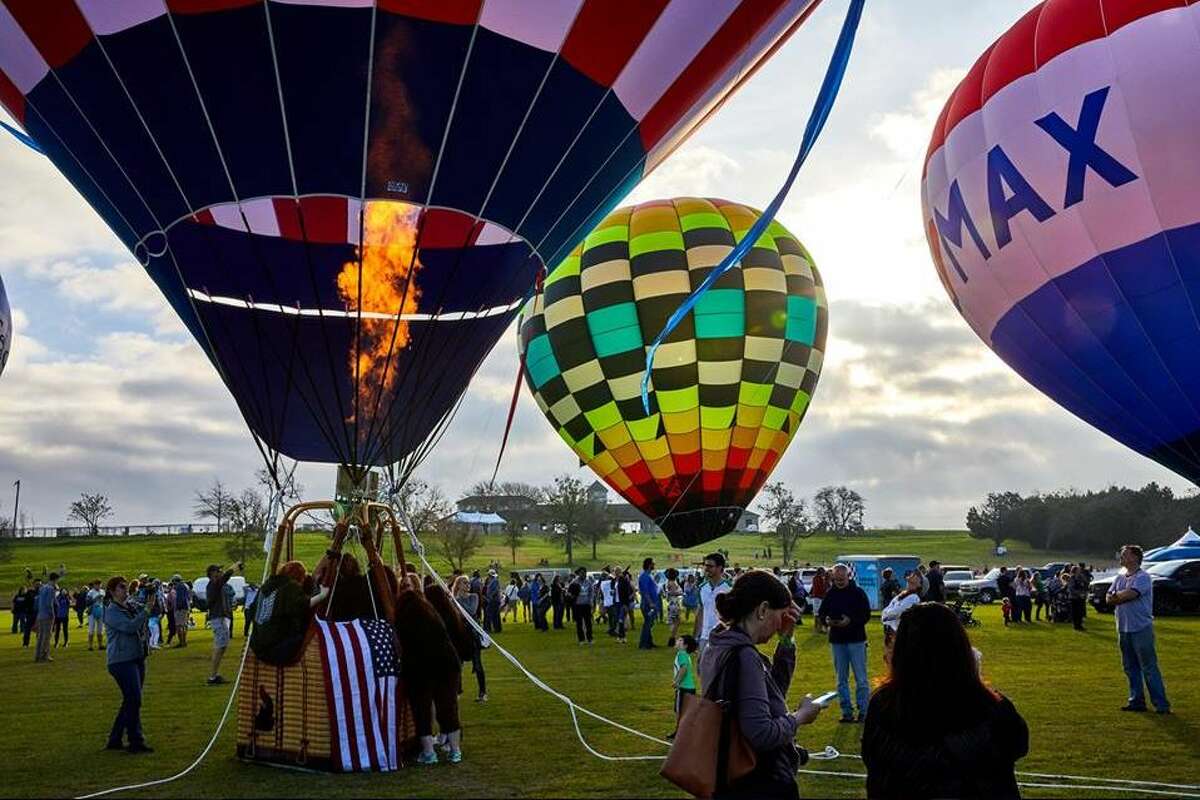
[1,528,1110,601]
[2,597,1197,797]
[2,531,1193,799]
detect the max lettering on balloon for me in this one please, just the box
[932,86,1139,285]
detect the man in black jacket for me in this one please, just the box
[817,564,871,722]
[925,560,946,603]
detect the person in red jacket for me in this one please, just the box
[809,567,829,634]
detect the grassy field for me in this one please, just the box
[3,531,1193,799]
[1,528,1111,600]
[1,599,1197,798]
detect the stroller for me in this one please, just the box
[952,597,981,628]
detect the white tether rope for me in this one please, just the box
[76,510,1200,796]
[403,512,1200,796]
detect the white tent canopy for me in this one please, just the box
[1169,527,1200,548]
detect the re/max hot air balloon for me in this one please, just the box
[0,273,11,378]
[518,198,827,548]
[923,0,1200,486]
[0,0,825,475]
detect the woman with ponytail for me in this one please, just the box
[697,570,823,800]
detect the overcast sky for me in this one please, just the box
[1,0,1192,530]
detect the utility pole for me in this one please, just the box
[11,479,19,537]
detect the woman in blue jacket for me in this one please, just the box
[103,576,156,753]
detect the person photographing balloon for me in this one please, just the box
[103,575,155,753]
[206,561,242,686]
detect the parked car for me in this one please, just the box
[943,570,976,598]
[938,564,974,576]
[1038,562,1073,579]
[1089,559,1200,615]
[189,575,247,612]
[959,568,1004,604]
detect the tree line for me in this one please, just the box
[756,482,867,564]
[966,482,1196,555]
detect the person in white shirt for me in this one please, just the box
[880,570,923,654]
[599,570,616,636]
[692,552,732,669]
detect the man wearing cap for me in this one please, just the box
[692,552,732,668]
[171,575,191,648]
[205,561,241,685]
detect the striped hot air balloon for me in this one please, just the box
[923,0,1200,485]
[0,0,824,474]
[518,198,827,548]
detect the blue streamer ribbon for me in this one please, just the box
[1,120,43,154]
[640,0,866,414]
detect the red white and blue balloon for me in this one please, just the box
[923,0,1200,484]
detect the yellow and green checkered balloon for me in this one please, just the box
[517,198,827,548]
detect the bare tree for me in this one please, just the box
[386,479,452,535]
[541,475,604,565]
[432,519,484,573]
[500,520,525,564]
[466,480,544,502]
[256,466,304,505]
[813,486,866,537]
[194,479,234,533]
[68,493,114,536]
[758,482,813,564]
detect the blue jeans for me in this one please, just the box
[639,604,657,649]
[108,658,146,746]
[831,641,868,718]
[1119,627,1169,711]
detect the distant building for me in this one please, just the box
[456,480,760,536]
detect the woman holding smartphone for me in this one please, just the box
[698,570,823,800]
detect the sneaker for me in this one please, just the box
[856,713,866,723]
[838,716,856,724]
[448,750,463,764]
[416,751,438,765]
[126,743,155,754]
[1156,707,1172,715]
[206,675,227,685]
[475,693,488,703]
[1121,704,1148,712]
[104,741,125,751]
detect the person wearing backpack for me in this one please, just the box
[695,570,822,799]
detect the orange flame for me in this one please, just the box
[338,201,423,421]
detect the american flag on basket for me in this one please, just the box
[315,618,400,772]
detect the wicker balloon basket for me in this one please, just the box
[236,501,417,771]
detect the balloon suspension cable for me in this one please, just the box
[1,119,44,154]
[640,0,865,414]
[488,269,544,488]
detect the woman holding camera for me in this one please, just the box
[698,570,823,800]
[103,575,155,753]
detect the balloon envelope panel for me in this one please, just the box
[518,198,827,548]
[0,273,10,379]
[0,0,818,467]
[922,0,1200,485]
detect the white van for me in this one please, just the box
[188,575,247,612]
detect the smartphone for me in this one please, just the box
[813,691,839,708]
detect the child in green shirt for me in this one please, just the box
[669,635,698,739]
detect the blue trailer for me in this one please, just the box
[835,554,921,610]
